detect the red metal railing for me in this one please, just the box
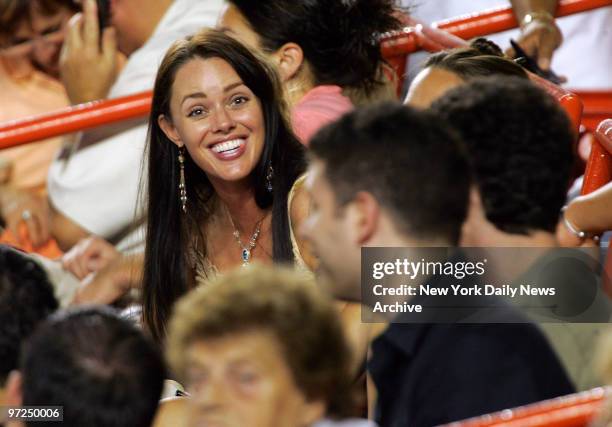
[380,0,612,59]
[443,387,608,427]
[0,0,610,149]
[0,91,152,149]
[575,91,612,132]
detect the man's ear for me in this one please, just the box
[348,191,380,245]
[158,114,183,148]
[5,371,23,407]
[272,42,304,82]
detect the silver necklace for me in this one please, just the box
[228,213,264,266]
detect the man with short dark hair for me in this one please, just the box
[0,245,58,413]
[431,77,573,242]
[4,307,165,427]
[431,77,609,391]
[300,102,574,426]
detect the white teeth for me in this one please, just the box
[211,139,244,153]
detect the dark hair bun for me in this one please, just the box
[228,0,403,92]
[470,38,504,57]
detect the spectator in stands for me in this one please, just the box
[431,77,609,390]
[0,245,57,416]
[3,307,165,427]
[165,264,372,427]
[404,38,528,107]
[0,0,75,246]
[218,0,403,145]
[300,102,574,426]
[140,29,309,343]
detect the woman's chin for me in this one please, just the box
[207,170,253,186]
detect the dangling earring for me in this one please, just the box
[266,164,274,193]
[178,147,187,213]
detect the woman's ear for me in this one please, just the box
[158,114,183,148]
[272,42,304,82]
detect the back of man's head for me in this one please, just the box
[309,102,471,245]
[431,77,574,235]
[20,307,165,427]
[0,246,57,387]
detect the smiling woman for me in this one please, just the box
[143,29,307,342]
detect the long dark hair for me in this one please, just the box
[227,0,402,94]
[142,30,306,343]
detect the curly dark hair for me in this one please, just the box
[424,38,528,80]
[431,77,574,235]
[167,265,356,418]
[0,245,57,385]
[226,0,403,94]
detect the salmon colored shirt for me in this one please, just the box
[0,57,68,193]
[291,85,354,146]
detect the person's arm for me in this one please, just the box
[0,185,92,250]
[509,0,562,70]
[288,179,320,271]
[558,182,612,247]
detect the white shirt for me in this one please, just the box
[47,0,224,246]
[403,1,612,89]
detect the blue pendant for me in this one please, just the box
[242,249,251,263]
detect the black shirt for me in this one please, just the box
[368,268,575,427]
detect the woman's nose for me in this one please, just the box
[211,106,236,133]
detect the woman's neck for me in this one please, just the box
[210,177,267,231]
[283,64,316,108]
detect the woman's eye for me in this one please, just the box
[231,96,249,106]
[188,107,205,117]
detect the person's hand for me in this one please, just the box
[72,269,129,305]
[62,235,120,280]
[0,187,51,247]
[71,253,143,305]
[506,13,563,71]
[59,0,118,104]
